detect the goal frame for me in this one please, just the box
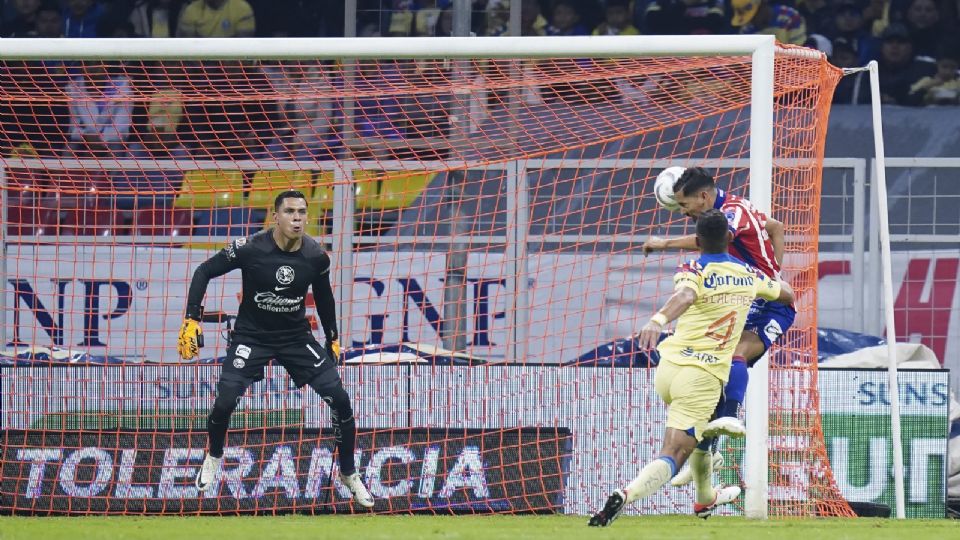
[1,35,791,518]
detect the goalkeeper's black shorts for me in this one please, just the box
[219,335,339,389]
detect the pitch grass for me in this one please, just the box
[0,515,955,540]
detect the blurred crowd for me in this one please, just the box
[1,1,955,237]
[0,0,957,113]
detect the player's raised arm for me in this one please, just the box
[775,279,794,305]
[637,286,697,350]
[178,240,243,359]
[638,259,702,349]
[312,251,341,361]
[642,234,698,255]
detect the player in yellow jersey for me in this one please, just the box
[589,209,795,526]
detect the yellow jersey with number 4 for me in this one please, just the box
[657,253,781,382]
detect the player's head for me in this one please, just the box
[672,167,717,219]
[273,190,308,240]
[695,209,731,254]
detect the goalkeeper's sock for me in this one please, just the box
[624,456,675,504]
[718,357,748,418]
[335,416,358,476]
[207,408,232,459]
[689,449,716,505]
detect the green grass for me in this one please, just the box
[0,515,955,540]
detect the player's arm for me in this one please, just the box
[765,217,785,266]
[774,279,794,305]
[312,252,341,361]
[637,282,698,350]
[642,234,698,255]
[755,272,795,305]
[178,242,242,359]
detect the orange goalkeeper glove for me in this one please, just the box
[177,318,204,360]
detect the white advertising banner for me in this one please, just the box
[3,246,616,364]
[3,246,958,372]
[817,252,960,390]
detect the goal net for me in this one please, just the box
[0,37,849,517]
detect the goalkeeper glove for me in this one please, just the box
[325,338,341,363]
[178,317,204,360]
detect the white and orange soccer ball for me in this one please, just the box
[653,166,686,212]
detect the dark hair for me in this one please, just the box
[673,166,716,197]
[696,209,730,253]
[274,190,308,211]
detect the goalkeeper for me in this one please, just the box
[643,167,790,442]
[589,209,794,526]
[178,190,373,508]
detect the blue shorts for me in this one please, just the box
[743,299,796,361]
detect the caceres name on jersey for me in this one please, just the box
[657,253,782,383]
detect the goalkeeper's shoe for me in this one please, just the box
[587,489,626,527]
[670,451,724,487]
[702,417,746,439]
[693,485,742,519]
[195,453,222,493]
[340,472,375,508]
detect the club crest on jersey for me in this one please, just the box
[276,266,295,285]
[724,209,740,234]
[232,357,245,369]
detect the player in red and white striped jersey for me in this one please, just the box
[643,167,794,441]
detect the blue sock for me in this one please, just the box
[658,455,678,477]
[719,358,748,418]
[696,437,715,451]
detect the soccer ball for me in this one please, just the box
[653,166,685,212]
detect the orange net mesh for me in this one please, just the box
[0,51,849,517]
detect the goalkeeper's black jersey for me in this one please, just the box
[186,230,338,345]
